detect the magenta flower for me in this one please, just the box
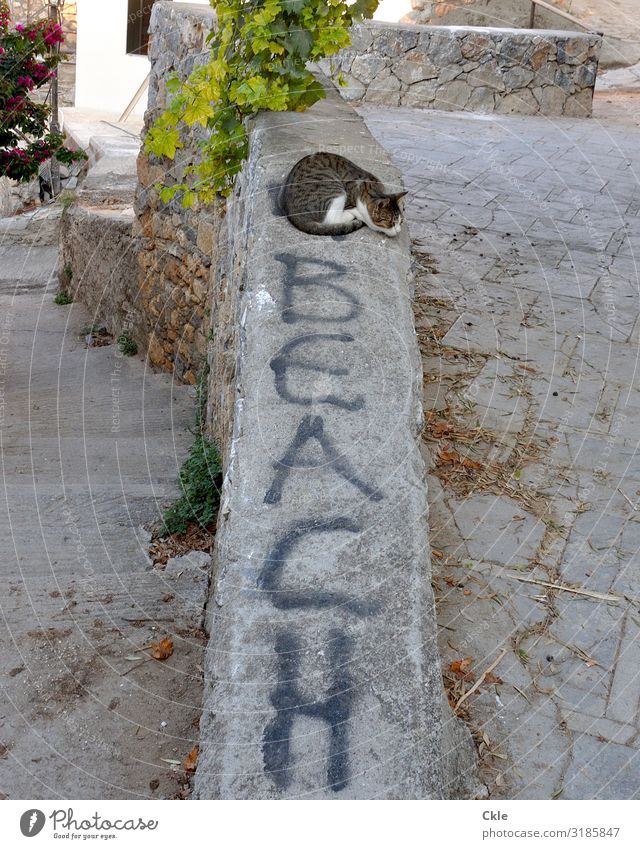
[6,96,26,110]
[43,22,64,46]
[31,63,49,80]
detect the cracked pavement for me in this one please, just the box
[362,104,640,798]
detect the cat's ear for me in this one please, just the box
[395,191,408,200]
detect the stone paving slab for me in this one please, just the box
[362,104,640,799]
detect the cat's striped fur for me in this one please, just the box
[282,152,407,237]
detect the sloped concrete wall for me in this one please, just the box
[198,85,479,799]
[320,21,601,116]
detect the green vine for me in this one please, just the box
[144,0,379,203]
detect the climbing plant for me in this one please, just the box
[0,1,85,183]
[145,0,379,203]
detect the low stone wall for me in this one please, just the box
[196,83,479,800]
[133,1,222,383]
[59,205,141,334]
[320,21,601,116]
[60,2,220,385]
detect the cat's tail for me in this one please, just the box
[285,213,365,236]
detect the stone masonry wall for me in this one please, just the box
[134,2,222,384]
[59,206,141,335]
[320,21,601,116]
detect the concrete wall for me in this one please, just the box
[197,83,479,799]
[321,20,601,116]
[136,1,479,799]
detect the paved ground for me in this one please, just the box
[362,104,640,798]
[0,223,206,798]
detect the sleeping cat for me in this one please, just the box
[282,152,407,237]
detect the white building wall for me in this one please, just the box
[373,0,412,22]
[75,0,209,115]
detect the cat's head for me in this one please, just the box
[367,191,408,237]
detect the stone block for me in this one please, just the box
[351,53,388,85]
[461,33,495,61]
[434,79,472,110]
[374,26,419,56]
[534,84,567,114]
[365,72,403,106]
[555,66,577,94]
[401,79,439,107]
[563,88,594,117]
[393,54,439,84]
[502,66,535,91]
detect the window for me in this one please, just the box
[126,0,157,56]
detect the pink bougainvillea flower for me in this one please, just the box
[15,22,24,32]
[31,62,50,80]
[43,23,64,46]
[6,96,26,112]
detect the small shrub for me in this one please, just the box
[58,190,77,210]
[54,290,73,305]
[160,364,222,537]
[160,434,222,537]
[117,333,138,356]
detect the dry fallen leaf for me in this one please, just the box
[183,745,199,773]
[439,446,482,470]
[430,421,455,438]
[450,657,474,680]
[150,638,174,661]
[439,447,460,464]
[432,549,445,559]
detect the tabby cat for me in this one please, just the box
[282,152,407,237]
